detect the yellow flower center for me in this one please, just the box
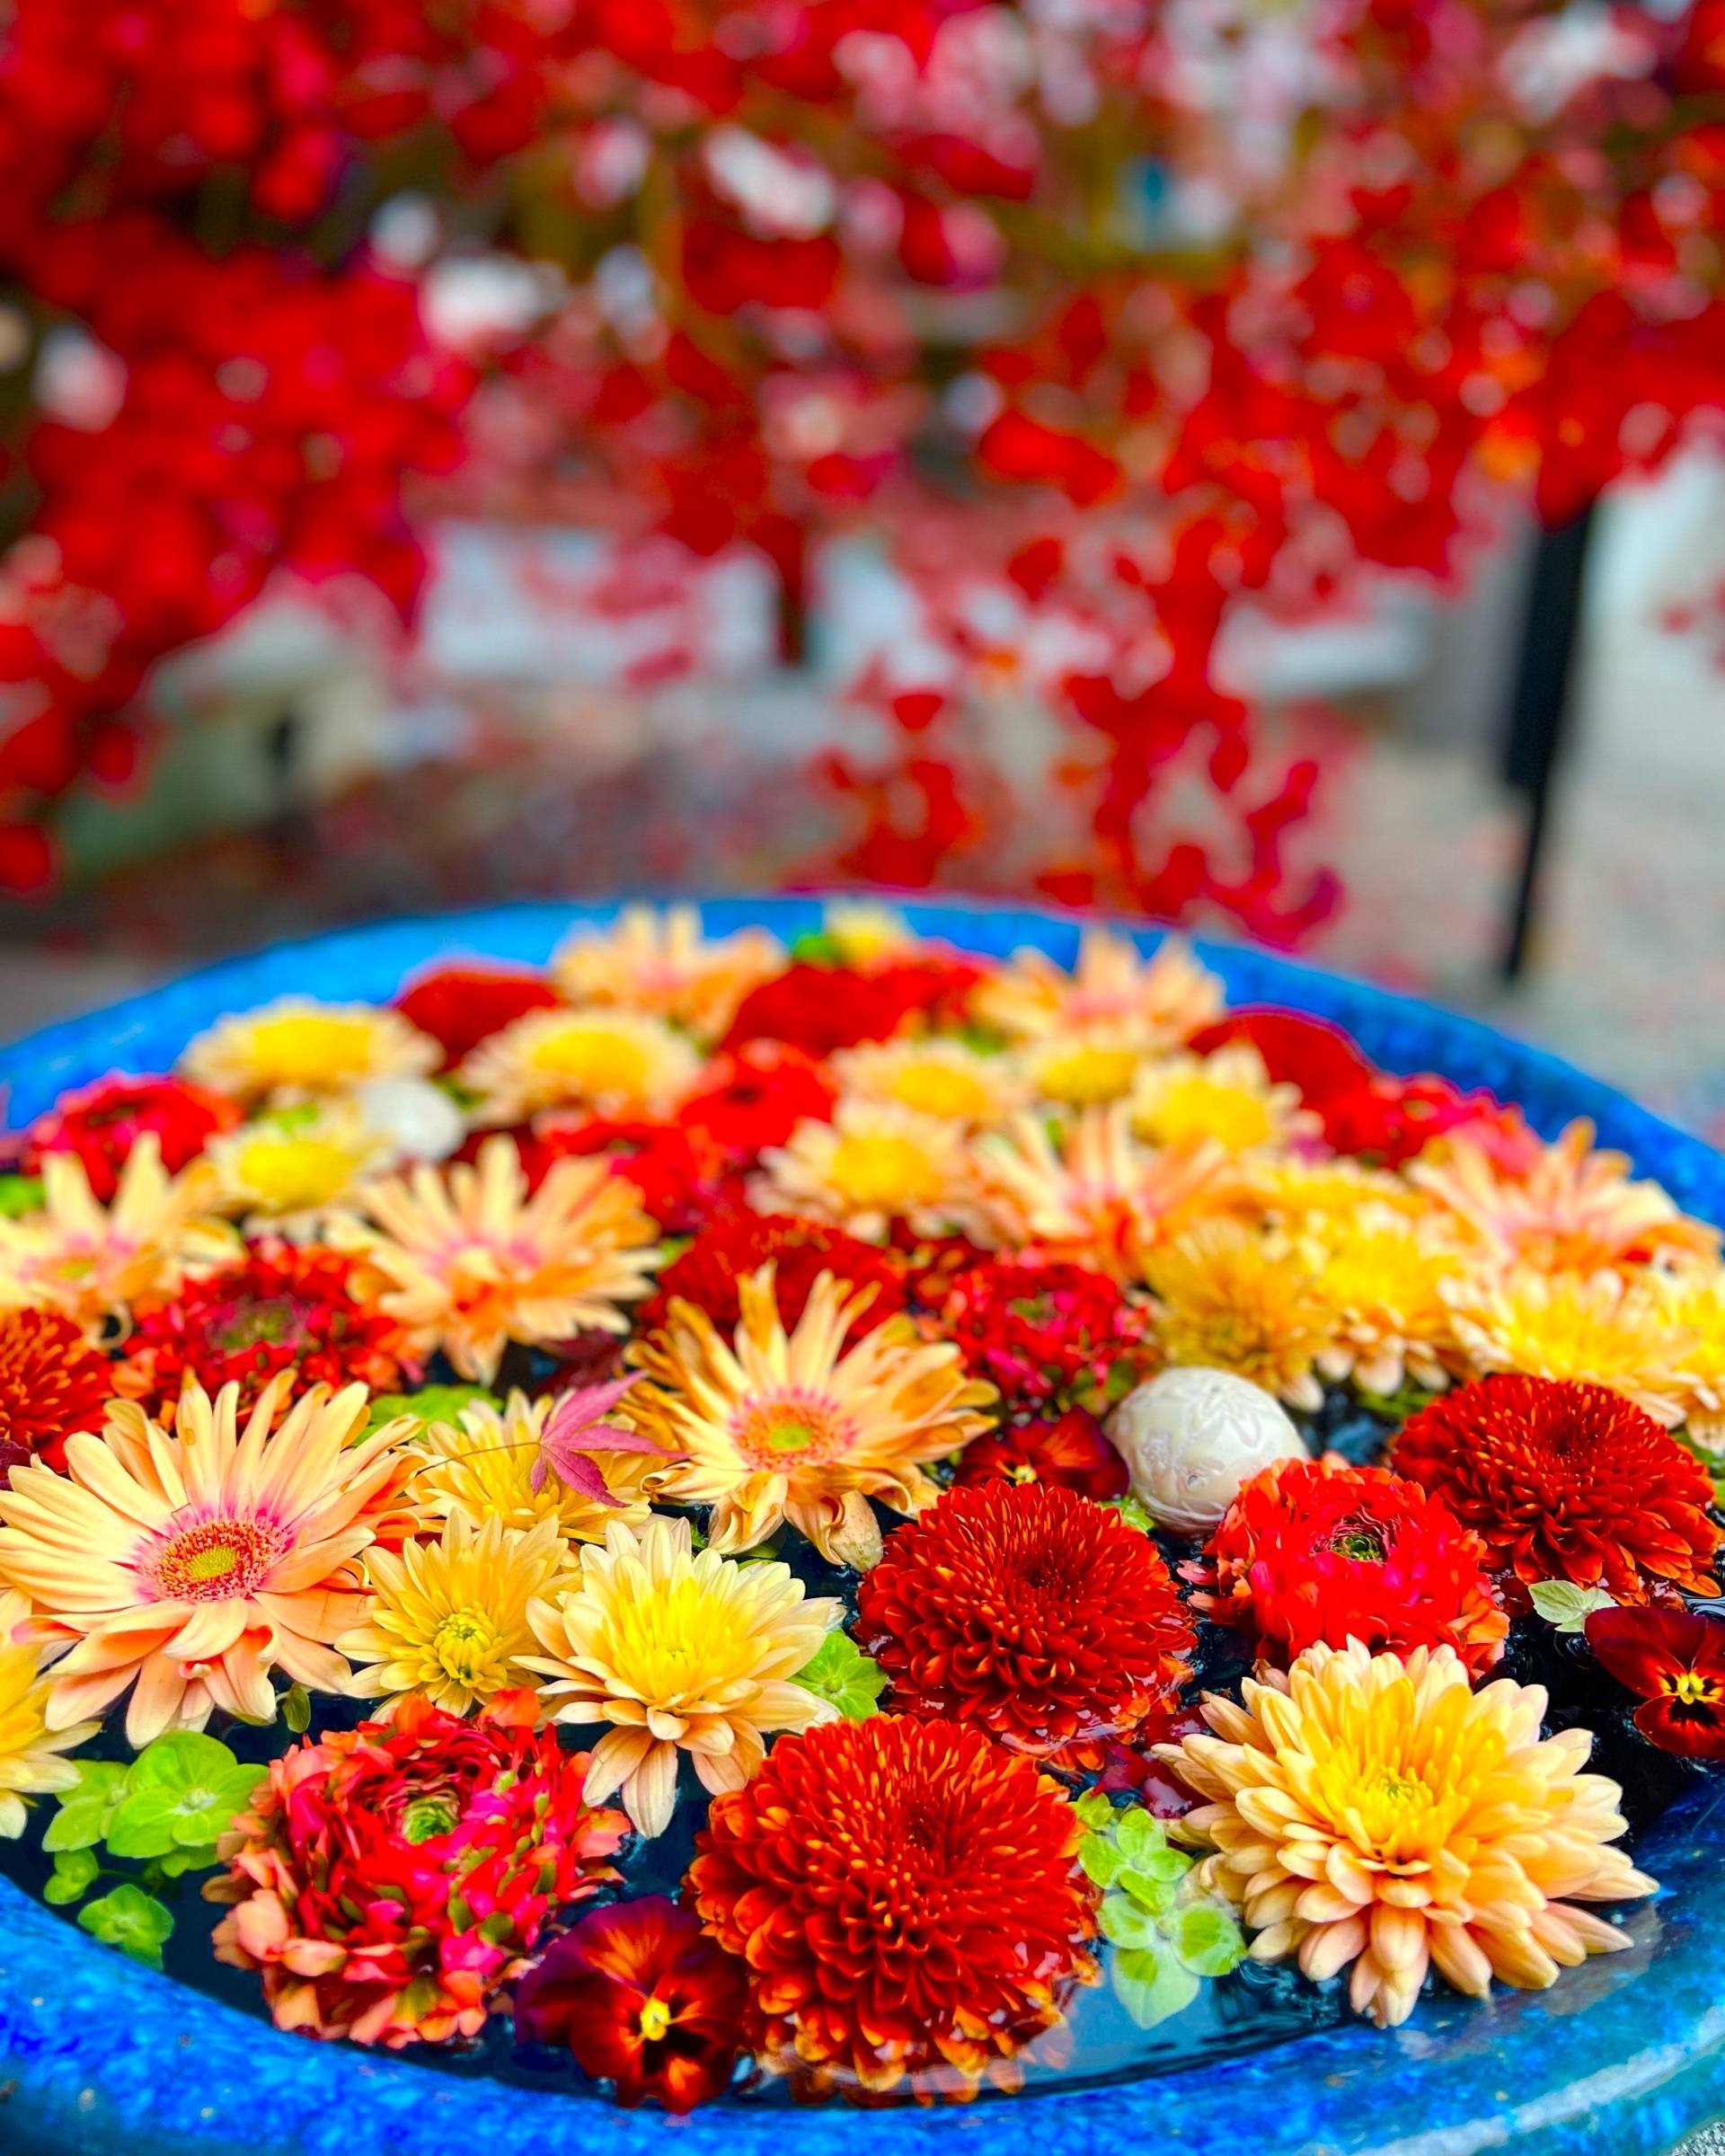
[432,1605,501,1686]
[1035,1045,1140,1107]
[529,1025,650,1100]
[234,1135,366,1213]
[638,1995,673,2043]
[829,1134,944,1211]
[144,1514,288,1604]
[598,1576,764,1705]
[888,1064,992,1121]
[733,1389,852,1470]
[1142,1079,1274,1153]
[1672,1669,1715,1705]
[246,1014,379,1090]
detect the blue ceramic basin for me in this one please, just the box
[0,897,1721,2156]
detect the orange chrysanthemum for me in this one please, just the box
[689,1716,1095,2099]
[1391,1374,1721,1603]
[0,1308,114,1479]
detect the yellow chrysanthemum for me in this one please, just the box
[972,926,1223,1048]
[630,1265,995,1568]
[179,997,438,1106]
[830,1038,1028,1128]
[1157,1640,1654,2030]
[1244,1157,1429,1233]
[408,1390,658,1543]
[524,1512,841,1837]
[0,1377,414,1748]
[1411,1118,1719,1277]
[1146,1221,1336,1409]
[338,1509,567,1718]
[1021,1029,1149,1110]
[325,1135,659,1383]
[0,1136,238,1336]
[972,1104,1234,1281]
[0,1587,98,1838]
[1129,1045,1316,1156]
[820,899,920,968]
[1444,1265,1694,1426]
[205,1107,387,1226]
[751,1098,980,1242]
[1306,1205,1463,1397]
[549,904,784,1041]
[458,1007,701,1127]
[1650,1269,1725,1452]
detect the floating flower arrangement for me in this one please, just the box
[0,906,1717,2108]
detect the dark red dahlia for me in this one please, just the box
[952,1406,1128,1500]
[1585,1604,1725,1760]
[208,1694,627,2048]
[513,1895,748,2111]
[25,1072,240,1200]
[1391,1374,1722,1603]
[720,956,984,1057]
[675,1040,836,1161]
[392,966,562,1070]
[116,1240,408,1415]
[1199,1454,1508,1675]
[855,1480,1193,1754]
[0,1307,114,1479]
[935,1255,1154,1411]
[688,1717,1094,2098]
[639,1208,908,1339]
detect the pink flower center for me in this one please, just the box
[732,1388,852,1469]
[141,1513,288,1602]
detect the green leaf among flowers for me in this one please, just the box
[42,1761,128,1852]
[365,1384,497,1439]
[43,1846,100,1905]
[793,1632,888,1720]
[0,1174,43,1217]
[1111,1940,1203,2029]
[103,1732,262,1860]
[1527,1579,1617,1633]
[1079,1799,1245,2028]
[78,1884,173,1970]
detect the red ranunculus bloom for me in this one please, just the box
[719,957,982,1057]
[0,1306,114,1480]
[638,1208,907,1339]
[675,1040,837,1161]
[513,1895,748,2111]
[951,1405,1128,1500]
[208,1695,627,2049]
[1198,1454,1508,1676]
[855,1480,1193,1754]
[688,1716,1095,2099]
[26,1072,241,1200]
[1585,1605,1725,1761]
[935,1256,1155,1411]
[392,966,562,1071]
[116,1240,408,1415]
[524,1113,729,1236]
[1392,1375,1722,1604]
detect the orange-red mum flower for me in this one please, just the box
[1391,1374,1721,1603]
[1198,1455,1507,1677]
[951,1406,1129,1500]
[688,1716,1095,2099]
[0,1307,113,1480]
[854,1480,1192,1754]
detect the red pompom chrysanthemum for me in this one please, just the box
[0,1307,114,1480]
[115,1240,408,1416]
[951,1405,1129,1500]
[1197,1454,1508,1676]
[513,1895,748,2112]
[854,1480,1193,1754]
[26,1072,240,1201]
[935,1256,1155,1412]
[688,1716,1095,2099]
[675,1040,837,1162]
[1391,1374,1723,1603]
[720,958,984,1058]
[392,966,562,1070]
[638,1208,908,1339]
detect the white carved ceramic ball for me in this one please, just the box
[1107,1366,1305,1536]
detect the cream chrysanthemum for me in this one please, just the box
[550,904,783,1041]
[206,1107,388,1227]
[408,1390,659,1543]
[337,1509,566,1718]
[458,1007,701,1126]
[1021,1028,1151,1110]
[972,1105,1234,1281]
[1411,1118,1718,1277]
[180,998,438,1106]
[325,1135,659,1383]
[630,1266,995,1568]
[0,1587,98,1838]
[1444,1265,1693,1426]
[1146,1221,1336,1409]
[751,1098,980,1242]
[0,1377,414,1748]
[524,1513,841,1837]
[1654,1269,1725,1451]
[830,1038,1028,1128]
[1307,1205,1463,1397]
[1245,1157,1429,1232]
[1157,1640,1654,2029]
[0,1136,237,1336]
[973,926,1223,1047]
[1129,1045,1317,1156]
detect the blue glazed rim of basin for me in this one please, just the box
[0,894,1722,2156]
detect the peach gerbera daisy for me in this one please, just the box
[1157,1639,1654,2029]
[973,926,1223,1047]
[0,1376,415,1748]
[458,1007,701,1127]
[629,1265,995,1568]
[830,1037,1028,1127]
[325,1135,659,1383]
[1411,1118,1719,1277]
[1444,1265,1694,1427]
[550,904,783,1042]
[407,1390,660,1543]
[751,1098,980,1242]
[1146,1221,1336,1409]
[972,1104,1234,1281]
[180,998,438,1106]
[0,1587,99,1837]
[0,1135,238,1336]
[1307,1205,1463,1397]
[524,1512,842,1837]
[1129,1045,1318,1156]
